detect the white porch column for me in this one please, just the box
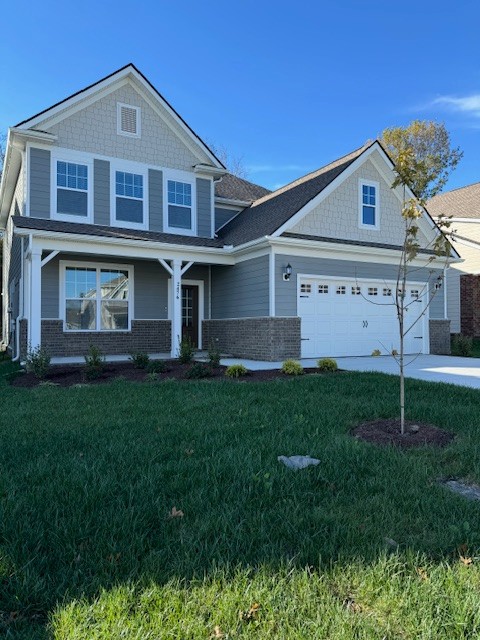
[171,258,182,357]
[29,248,42,350]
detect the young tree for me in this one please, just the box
[389,148,453,434]
[381,120,463,200]
[208,142,248,179]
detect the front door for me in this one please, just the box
[182,285,199,347]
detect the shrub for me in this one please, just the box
[208,340,221,368]
[281,359,304,376]
[129,352,150,369]
[317,357,338,372]
[225,364,248,378]
[452,334,473,357]
[84,345,105,380]
[371,349,381,357]
[25,344,51,379]
[185,363,212,379]
[145,372,159,382]
[147,360,167,374]
[178,337,195,364]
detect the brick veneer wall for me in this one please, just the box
[429,319,451,355]
[20,319,28,360]
[203,317,301,361]
[41,320,171,357]
[460,274,480,337]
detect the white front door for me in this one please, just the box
[298,276,426,358]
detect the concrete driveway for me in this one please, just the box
[220,354,480,389]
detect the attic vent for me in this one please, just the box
[117,103,141,138]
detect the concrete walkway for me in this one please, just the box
[220,354,480,389]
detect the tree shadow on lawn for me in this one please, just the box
[2,371,480,637]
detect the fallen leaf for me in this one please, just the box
[185,449,194,456]
[460,555,473,566]
[240,602,261,621]
[168,506,184,518]
[416,567,428,581]
[210,626,224,638]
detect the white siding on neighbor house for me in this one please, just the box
[446,221,480,333]
[290,157,432,248]
[43,83,207,171]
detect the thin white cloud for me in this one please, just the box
[432,94,480,117]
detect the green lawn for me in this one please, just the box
[2,360,480,638]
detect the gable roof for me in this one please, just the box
[428,182,480,220]
[218,141,373,246]
[15,63,225,170]
[215,174,271,203]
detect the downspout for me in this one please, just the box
[12,236,25,361]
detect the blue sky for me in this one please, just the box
[1,0,479,192]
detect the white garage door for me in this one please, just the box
[298,276,426,358]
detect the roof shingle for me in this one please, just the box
[428,182,480,220]
[214,174,271,202]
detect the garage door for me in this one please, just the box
[298,277,426,358]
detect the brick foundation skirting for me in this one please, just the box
[20,319,28,360]
[429,319,451,355]
[41,320,171,357]
[460,274,480,337]
[202,317,301,361]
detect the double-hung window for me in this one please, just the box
[167,179,194,233]
[359,180,379,229]
[55,160,90,220]
[114,170,146,228]
[63,263,131,331]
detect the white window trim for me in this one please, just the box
[110,160,149,231]
[358,179,380,230]
[59,260,134,332]
[163,169,197,236]
[51,152,94,224]
[117,102,141,139]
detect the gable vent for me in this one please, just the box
[117,103,141,138]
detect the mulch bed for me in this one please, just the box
[351,419,455,449]
[10,361,324,389]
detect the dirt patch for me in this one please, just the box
[10,361,325,388]
[351,419,455,449]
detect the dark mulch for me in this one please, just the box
[10,361,324,388]
[351,419,455,449]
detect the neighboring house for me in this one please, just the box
[0,64,456,362]
[428,183,480,336]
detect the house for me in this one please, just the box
[0,64,456,362]
[428,183,480,337]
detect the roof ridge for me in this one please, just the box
[250,140,374,207]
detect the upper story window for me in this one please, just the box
[113,169,147,229]
[117,103,141,138]
[359,180,379,229]
[166,179,194,233]
[54,160,91,221]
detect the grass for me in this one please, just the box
[2,360,480,637]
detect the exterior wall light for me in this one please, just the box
[434,275,443,290]
[283,263,293,281]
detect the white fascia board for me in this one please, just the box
[268,235,456,267]
[443,217,480,224]
[14,228,235,265]
[215,196,251,208]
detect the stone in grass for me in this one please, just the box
[409,424,420,434]
[443,479,480,502]
[278,455,321,470]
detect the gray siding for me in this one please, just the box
[9,236,22,318]
[196,178,212,238]
[446,267,461,333]
[211,255,269,319]
[275,254,445,319]
[215,207,240,232]
[149,169,163,232]
[29,148,50,218]
[41,255,210,321]
[94,160,110,225]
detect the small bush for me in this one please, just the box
[225,364,248,378]
[208,340,221,367]
[178,337,195,364]
[317,357,338,372]
[25,344,51,379]
[185,363,212,379]
[145,372,159,382]
[129,352,150,369]
[147,360,167,374]
[281,359,304,376]
[452,334,473,357]
[84,345,105,380]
